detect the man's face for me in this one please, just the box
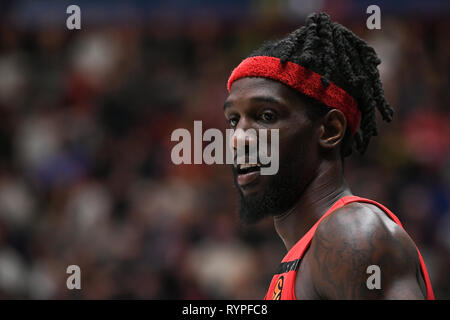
[224,77,320,224]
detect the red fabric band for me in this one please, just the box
[227,56,361,135]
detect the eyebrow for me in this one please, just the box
[223,96,286,111]
[223,100,233,111]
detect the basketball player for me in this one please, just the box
[223,13,435,299]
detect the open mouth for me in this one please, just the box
[235,163,262,187]
[237,163,261,174]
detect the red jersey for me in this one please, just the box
[264,195,435,300]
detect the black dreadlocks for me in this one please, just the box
[248,12,394,157]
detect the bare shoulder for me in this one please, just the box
[317,201,416,249]
[305,201,426,299]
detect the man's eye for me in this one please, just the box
[228,117,239,127]
[261,111,276,122]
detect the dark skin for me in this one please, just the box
[224,77,427,299]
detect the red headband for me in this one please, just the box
[227,56,361,135]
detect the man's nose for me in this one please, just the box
[229,119,258,151]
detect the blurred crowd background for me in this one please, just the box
[0,0,448,299]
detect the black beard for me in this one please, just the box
[232,161,304,225]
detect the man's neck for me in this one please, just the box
[273,160,353,251]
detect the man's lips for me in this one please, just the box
[237,170,260,187]
[234,163,261,187]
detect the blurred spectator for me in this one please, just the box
[0,0,448,299]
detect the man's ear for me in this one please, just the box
[318,109,347,150]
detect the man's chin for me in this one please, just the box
[232,165,303,225]
[235,182,304,226]
[233,180,269,225]
[236,188,281,225]
[238,199,269,225]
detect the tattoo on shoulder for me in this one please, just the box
[309,204,424,299]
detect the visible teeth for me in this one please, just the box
[239,163,260,169]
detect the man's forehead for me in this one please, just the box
[229,77,284,96]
